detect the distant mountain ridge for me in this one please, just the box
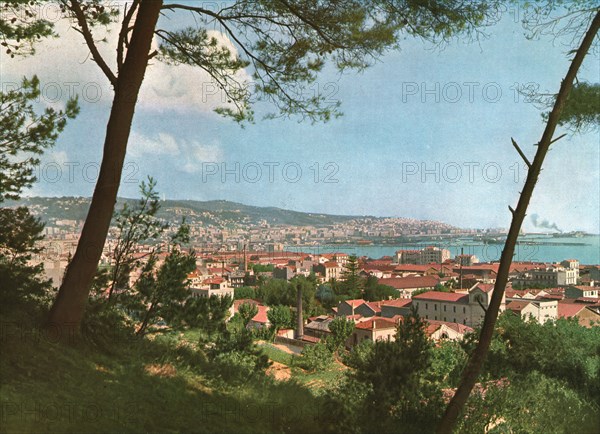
[6,196,370,227]
[6,196,459,230]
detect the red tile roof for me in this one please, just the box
[344,299,366,308]
[572,285,598,291]
[270,258,292,265]
[509,262,543,273]
[381,298,412,308]
[439,321,474,334]
[365,301,383,313]
[250,305,269,324]
[458,264,499,273]
[544,287,565,296]
[472,283,495,293]
[208,267,232,274]
[413,291,468,303]
[557,303,585,318]
[379,275,440,290]
[425,319,473,335]
[187,270,203,278]
[506,288,548,299]
[506,300,532,312]
[361,264,398,272]
[576,297,600,304]
[233,298,262,311]
[541,294,563,300]
[355,317,397,330]
[363,259,394,267]
[386,315,404,323]
[393,264,447,273]
[425,323,442,336]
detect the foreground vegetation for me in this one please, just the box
[1,309,326,434]
[3,300,599,434]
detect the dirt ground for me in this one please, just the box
[256,340,304,355]
[144,363,177,378]
[271,342,303,355]
[266,361,292,381]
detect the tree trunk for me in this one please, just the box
[295,286,304,339]
[46,1,163,335]
[136,299,157,337]
[436,10,600,434]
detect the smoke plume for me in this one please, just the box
[530,214,563,233]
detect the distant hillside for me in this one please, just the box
[163,199,364,226]
[6,197,370,227]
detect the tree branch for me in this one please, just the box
[277,0,346,49]
[437,9,600,434]
[117,0,140,73]
[69,0,117,86]
[511,138,531,168]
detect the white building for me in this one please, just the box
[506,299,558,323]
[395,246,451,265]
[513,264,578,287]
[190,277,234,299]
[412,283,505,327]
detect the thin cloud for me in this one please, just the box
[2,18,250,114]
[128,131,223,173]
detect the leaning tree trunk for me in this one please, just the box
[436,10,600,434]
[46,1,163,334]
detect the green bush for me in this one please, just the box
[342,339,373,369]
[301,341,333,372]
[81,298,136,350]
[458,372,600,434]
[212,351,265,384]
[208,328,271,384]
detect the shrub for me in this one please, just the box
[301,341,333,372]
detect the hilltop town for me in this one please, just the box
[13,197,480,250]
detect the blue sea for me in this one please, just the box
[285,235,600,265]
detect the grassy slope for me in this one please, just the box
[259,344,345,390]
[0,317,325,434]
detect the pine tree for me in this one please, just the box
[340,254,364,298]
[0,76,78,314]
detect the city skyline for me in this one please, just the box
[12,193,600,235]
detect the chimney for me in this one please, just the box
[295,286,304,339]
[459,247,464,289]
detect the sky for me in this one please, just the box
[2,3,599,233]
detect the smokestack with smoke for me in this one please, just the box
[531,214,563,233]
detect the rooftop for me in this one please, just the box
[412,291,469,303]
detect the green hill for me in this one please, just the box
[6,196,369,227]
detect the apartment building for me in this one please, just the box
[412,283,504,327]
[395,246,451,265]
